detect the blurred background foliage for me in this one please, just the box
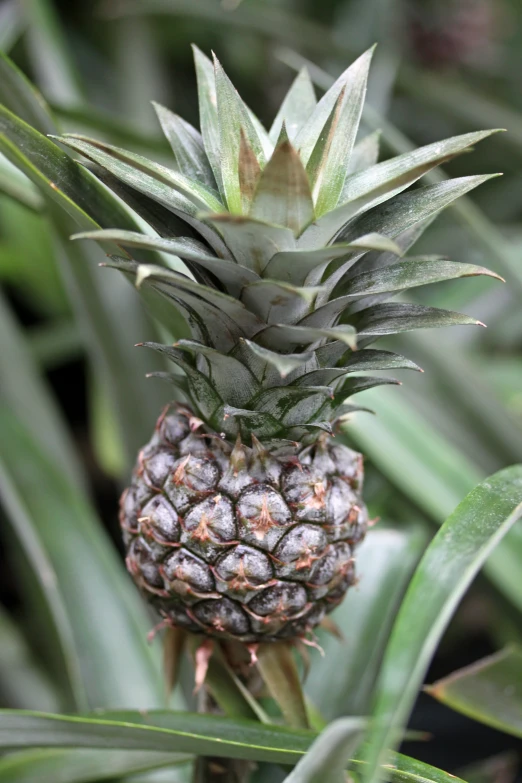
[1,0,522,779]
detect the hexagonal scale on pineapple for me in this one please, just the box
[213,545,274,600]
[248,581,308,623]
[127,538,165,592]
[140,448,178,489]
[236,484,292,550]
[329,443,364,488]
[217,437,254,498]
[119,484,142,535]
[162,548,216,601]
[181,494,237,562]
[157,408,191,445]
[273,524,329,580]
[192,597,250,637]
[283,603,328,641]
[281,465,329,523]
[139,494,181,544]
[164,455,220,513]
[325,484,368,543]
[307,542,355,600]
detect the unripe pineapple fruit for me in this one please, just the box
[63,47,499,644]
[121,403,366,642]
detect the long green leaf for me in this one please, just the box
[283,719,365,783]
[0,410,163,710]
[55,134,225,213]
[345,391,522,613]
[192,44,222,193]
[361,465,522,783]
[426,646,522,738]
[22,0,83,106]
[301,175,496,248]
[0,289,84,490]
[269,68,316,145]
[0,50,55,135]
[285,52,522,293]
[0,750,191,783]
[214,53,268,213]
[0,105,136,234]
[354,303,482,339]
[72,228,259,295]
[152,101,216,189]
[250,140,314,234]
[306,525,428,718]
[340,259,500,300]
[257,644,310,730]
[307,48,373,216]
[340,130,498,209]
[0,708,467,783]
[294,53,367,167]
[0,606,60,713]
[0,101,168,462]
[0,709,312,762]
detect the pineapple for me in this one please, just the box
[62,47,498,645]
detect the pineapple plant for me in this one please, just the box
[56,46,500,651]
[3,24,522,783]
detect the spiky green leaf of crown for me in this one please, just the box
[66,46,501,445]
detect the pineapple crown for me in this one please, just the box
[59,46,500,445]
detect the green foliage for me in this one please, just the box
[426,647,522,738]
[1,1,522,781]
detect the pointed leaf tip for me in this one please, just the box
[306,48,374,215]
[250,139,314,234]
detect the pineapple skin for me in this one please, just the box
[121,403,367,643]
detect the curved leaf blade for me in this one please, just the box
[214,54,268,213]
[426,646,522,739]
[269,67,316,144]
[354,303,482,341]
[340,258,501,300]
[0,50,56,135]
[257,643,310,730]
[0,749,190,783]
[307,47,373,216]
[361,465,522,783]
[54,134,224,213]
[306,526,428,719]
[152,101,216,189]
[250,140,314,234]
[0,709,466,783]
[0,103,169,462]
[0,289,84,491]
[283,718,365,783]
[0,410,164,710]
[72,228,259,295]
